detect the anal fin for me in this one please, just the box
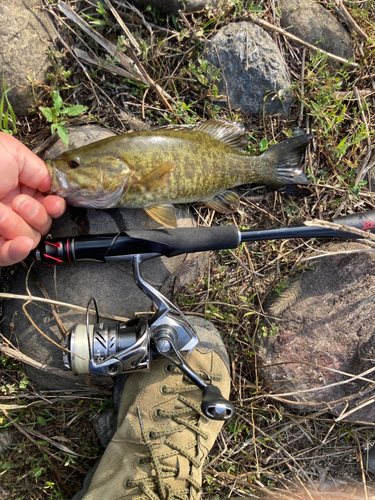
[204,190,240,213]
[144,204,177,228]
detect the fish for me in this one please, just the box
[45,119,311,228]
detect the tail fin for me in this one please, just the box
[262,134,312,189]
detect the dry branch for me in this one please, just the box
[0,292,131,322]
[334,0,369,40]
[252,17,358,69]
[304,218,375,241]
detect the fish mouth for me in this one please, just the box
[44,159,70,198]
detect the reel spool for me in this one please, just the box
[65,317,150,377]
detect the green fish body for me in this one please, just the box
[45,120,311,227]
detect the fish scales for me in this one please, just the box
[45,119,312,227]
[115,129,252,205]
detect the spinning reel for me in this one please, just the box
[62,254,235,422]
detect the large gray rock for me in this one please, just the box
[277,0,354,66]
[257,241,375,423]
[204,22,293,115]
[1,126,205,390]
[0,0,55,116]
[131,0,221,14]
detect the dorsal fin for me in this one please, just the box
[195,119,247,152]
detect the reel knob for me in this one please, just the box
[202,385,235,421]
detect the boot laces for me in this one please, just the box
[126,371,221,500]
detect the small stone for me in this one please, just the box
[204,22,293,115]
[0,429,15,455]
[0,0,55,115]
[277,0,354,67]
[365,446,375,473]
[92,409,116,447]
[131,0,221,14]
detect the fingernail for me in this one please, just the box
[51,201,66,219]
[25,237,35,253]
[15,198,39,218]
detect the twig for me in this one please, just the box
[126,45,181,123]
[102,0,140,53]
[354,86,373,187]
[72,47,136,79]
[25,427,83,456]
[0,292,130,322]
[0,342,80,379]
[258,360,375,396]
[213,46,233,119]
[334,0,368,40]
[311,182,375,199]
[298,49,305,128]
[336,397,375,422]
[22,261,69,338]
[356,434,369,500]
[301,248,375,262]
[178,10,202,43]
[227,249,263,277]
[304,218,375,241]
[252,16,358,69]
[22,300,84,358]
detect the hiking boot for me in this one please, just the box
[75,315,231,500]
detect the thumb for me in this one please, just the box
[0,132,51,193]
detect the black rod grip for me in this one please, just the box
[122,226,241,257]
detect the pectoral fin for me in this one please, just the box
[134,161,174,193]
[144,204,177,228]
[204,190,240,213]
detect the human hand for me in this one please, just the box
[0,132,66,266]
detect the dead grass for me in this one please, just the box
[1,0,375,498]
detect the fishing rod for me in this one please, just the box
[28,210,375,422]
[30,209,375,265]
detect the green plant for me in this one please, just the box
[82,1,111,27]
[0,75,17,134]
[40,91,88,145]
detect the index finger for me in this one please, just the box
[0,133,51,195]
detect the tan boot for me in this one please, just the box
[78,316,231,500]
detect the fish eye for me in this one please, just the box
[67,158,80,169]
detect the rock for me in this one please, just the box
[0,429,15,455]
[365,446,375,473]
[1,125,205,390]
[203,22,293,115]
[0,0,55,116]
[92,409,116,447]
[131,0,220,14]
[45,125,116,156]
[277,0,354,67]
[257,241,375,423]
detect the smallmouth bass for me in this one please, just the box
[45,120,311,227]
